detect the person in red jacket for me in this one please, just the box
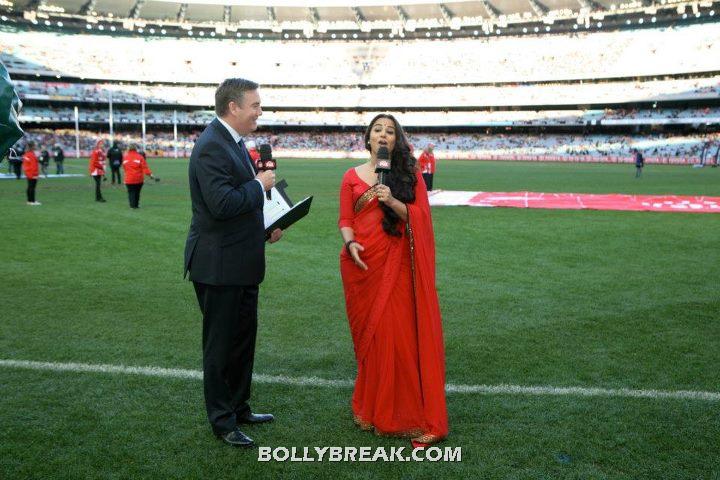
[122,144,155,209]
[22,141,41,205]
[89,139,107,202]
[246,140,261,169]
[418,143,437,191]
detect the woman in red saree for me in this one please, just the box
[338,114,448,447]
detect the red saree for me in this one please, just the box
[339,168,448,442]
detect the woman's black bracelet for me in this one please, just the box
[345,240,358,254]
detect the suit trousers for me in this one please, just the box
[422,173,434,191]
[26,179,37,202]
[193,282,259,435]
[111,166,121,184]
[126,183,143,208]
[93,175,104,200]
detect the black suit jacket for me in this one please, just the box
[184,118,265,286]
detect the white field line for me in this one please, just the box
[1,359,719,402]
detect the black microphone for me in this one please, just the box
[258,144,276,200]
[375,146,391,185]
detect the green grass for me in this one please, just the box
[1,158,719,479]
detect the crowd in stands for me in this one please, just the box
[12,76,720,108]
[16,129,719,161]
[3,23,719,85]
[18,106,720,128]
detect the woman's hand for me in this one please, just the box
[348,242,368,270]
[376,184,395,205]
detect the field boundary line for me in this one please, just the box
[2,359,719,401]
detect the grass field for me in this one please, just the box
[1,157,719,479]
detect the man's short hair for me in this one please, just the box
[215,78,259,116]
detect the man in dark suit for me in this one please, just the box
[184,78,282,448]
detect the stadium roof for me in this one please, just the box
[3,0,718,40]
[5,0,701,25]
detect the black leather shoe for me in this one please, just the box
[217,429,254,448]
[237,413,274,425]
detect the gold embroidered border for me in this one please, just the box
[354,185,379,214]
[354,415,424,438]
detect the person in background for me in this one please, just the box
[418,143,436,191]
[245,140,261,169]
[107,141,123,184]
[633,148,645,178]
[122,143,155,209]
[89,139,107,202]
[54,144,65,175]
[8,142,23,179]
[22,141,41,205]
[39,146,50,178]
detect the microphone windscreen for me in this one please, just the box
[259,144,272,161]
[376,146,391,172]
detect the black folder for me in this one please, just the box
[264,195,313,238]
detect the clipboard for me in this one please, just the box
[263,179,313,238]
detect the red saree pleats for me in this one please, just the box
[340,178,448,440]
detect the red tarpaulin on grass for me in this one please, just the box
[428,190,720,213]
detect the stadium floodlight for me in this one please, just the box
[110,25,116,31]
[651,16,656,22]
[473,29,478,35]
[44,20,50,26]
[711,10,715,15]
[236,31,242,37]
[573,23,578,29]
[259,32,264,38]
[57,21,63,26]
[149,28,155,33]
[378,33,383,38]
[342,33,347,38]
[638,17,644,23]
[210,31,216,36]
[0,16,6,22]
[161,28,166,34]
[534,26,539,31]
[246,32,252,37]
[523,27,527,32]
[682,13,687,18]
[86,24,91,29]
[545,25,550,31]
[352,33,358,38]
[188,30,193,35]
[138,27,144,33]
[597,21,602,27]
[425,31,430,37]
[626,19,631,24]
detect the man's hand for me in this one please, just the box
[256,170,275,191]
[268,228,283,243]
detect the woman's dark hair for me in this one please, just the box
[363,113,417,236]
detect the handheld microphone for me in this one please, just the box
[375,146,391,185]
[258,144,276,200]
